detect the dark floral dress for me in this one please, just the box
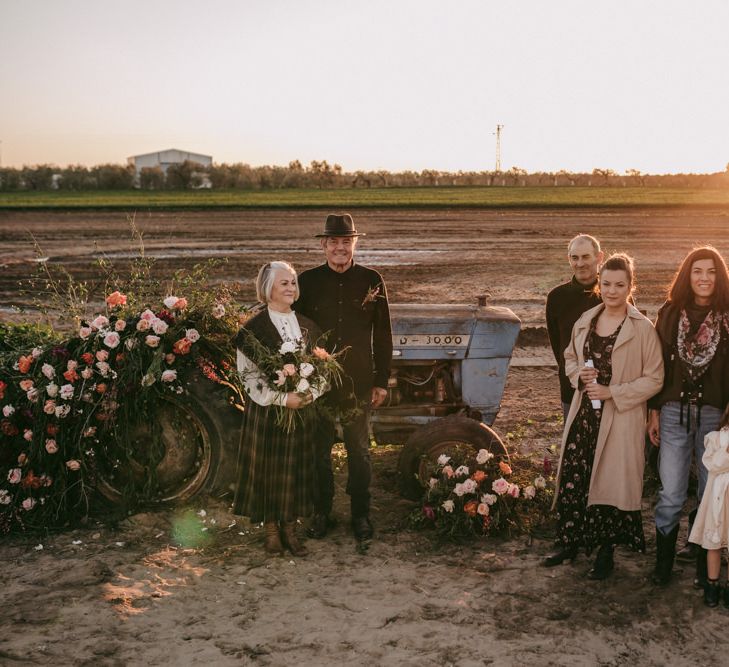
[554,316,646,554]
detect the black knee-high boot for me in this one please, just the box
[652,525,679,585]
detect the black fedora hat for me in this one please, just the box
[315,213,366,238]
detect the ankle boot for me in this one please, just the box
[693,547,708,589]
[652,525,679,585]
[264,522,284,555]
[704,578,720,607]
[281,521,308,557]
[587,544,615,580]
[542,545,578,567]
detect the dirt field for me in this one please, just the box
[1,208,728,665]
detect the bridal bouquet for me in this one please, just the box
[240,332,346,433]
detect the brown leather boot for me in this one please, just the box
[264,522,283,555]
[281,521,308,557]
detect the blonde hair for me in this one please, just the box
[255,261,299,303]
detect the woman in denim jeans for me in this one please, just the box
[647,246,729,585]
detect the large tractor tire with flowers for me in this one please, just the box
[397,414,508,500]
[95,367,243,506]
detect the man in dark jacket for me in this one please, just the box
[295,213,392,542]
[546,234,603,419]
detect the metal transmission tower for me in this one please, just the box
[494,124,504,172]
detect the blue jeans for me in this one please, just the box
[654,401,722,535]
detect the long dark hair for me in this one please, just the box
[667,246,729,311]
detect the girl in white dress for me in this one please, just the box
[689,404,729,607]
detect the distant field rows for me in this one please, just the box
[1,187,729,209]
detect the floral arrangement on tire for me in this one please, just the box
[0,251,246,533]
[409,448,555,541]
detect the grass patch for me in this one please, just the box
[1,187,729,210]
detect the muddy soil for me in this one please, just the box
[1,208,728,665]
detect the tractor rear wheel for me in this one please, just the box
[397,414,508,499]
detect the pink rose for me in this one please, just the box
[507,483,520,498]
[67,360,78,371]
[442,465,455,479]
[145,335,161,348]
[103,332,120,349]
[43,399,56,415]
[492,477,510,495]
[151,319,169,335]
[26,388,39,402]
[22,497,36,511]
[523,485,536,500]
[136,318,151,332]
[90,315,109,330]
[79,326,92,340]
[81,367,93,380]
[185,328,200,343]
[282,364,297,377]
[23,429,33,441]
[41,363,55,379]
[95,350,109,362]
[115,319,127,332]
[66,460,81,471]
[477,503,490,516]
[165,353,176,364]
[45,439,58,454]
[160,370,177,383]
[174,298,188,310]
[7,468,21,484]
[140,309,156,321]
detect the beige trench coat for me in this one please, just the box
[553,303,664,511]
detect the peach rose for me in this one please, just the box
[464,500,479,517]
[499,461,512,475]
[18,355,32,374]
[105,291,127,307]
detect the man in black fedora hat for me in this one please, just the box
[295,213,392,544]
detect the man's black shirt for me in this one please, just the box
[546,276,602,404]
[295,261,392,403]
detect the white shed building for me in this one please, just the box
[127,149,213,175]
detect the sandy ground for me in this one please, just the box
[2,208,729,665]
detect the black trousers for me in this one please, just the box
[313,407,372,518]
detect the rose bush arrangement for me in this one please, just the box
[409,447,553,541]
[0,265,246,533]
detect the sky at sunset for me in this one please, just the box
[1,0,728,174]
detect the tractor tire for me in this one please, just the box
[397,414,508,499]
[96,368,243,505]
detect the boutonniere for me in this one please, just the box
[362,285,381,308]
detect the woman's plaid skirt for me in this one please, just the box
[233,401,316,523]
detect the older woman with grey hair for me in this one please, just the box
[233,261,325,557]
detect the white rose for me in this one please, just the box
[152,319,169,335]
[212,304,225,318]
[476,449,494,465]
[428,477,438,489]
[41,363,55,379]
[60,384,74,400]
[55,405,71,418]
[437,454,451,466]
[279,341,296,354]
[2,405,14,417]
[524,485,536,500]
[185,328,200,343]
[296,378,310,393]
[442,499,455,513]
[455,465,469,477]
[145,335,161,348]
[163,296,179,309]
[299,362,315,378]
[45,382,58,398]
[125,337,138,350]
[534,476,547,490]
[462,479,478,494]
[482,493,497,506]
[96,361,110,376]
[31,347,43,359]
[453,483,465,497]
[81,367,93,380]
[26,388,39,402]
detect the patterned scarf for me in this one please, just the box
[676,309,725,382]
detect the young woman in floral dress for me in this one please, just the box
[647,246,729,586]
[544,254,664,579]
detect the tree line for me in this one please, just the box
[1,160,728,191]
